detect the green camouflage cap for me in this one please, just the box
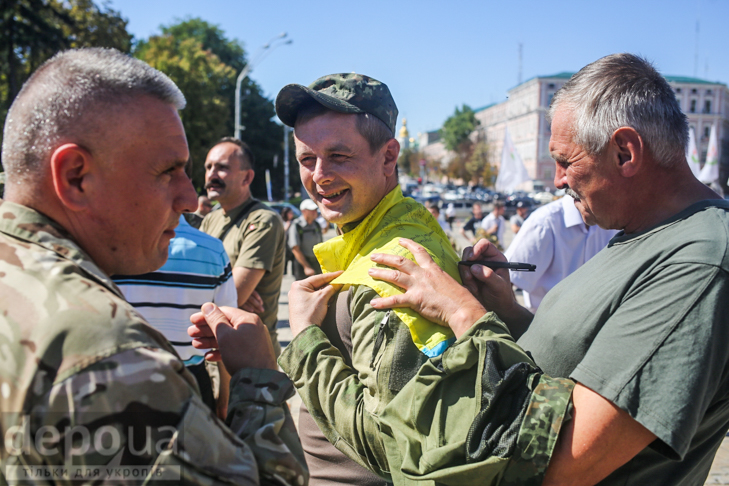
[275,73,398,134]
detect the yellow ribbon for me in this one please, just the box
[314,187,461,357]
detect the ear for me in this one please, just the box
[242,169,256,186]
[382,138,400,177]
[49,143,95,211]
[611,127,644,178]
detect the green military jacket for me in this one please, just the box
[0,200,307,485]
[280,296,574,485]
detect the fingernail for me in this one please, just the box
[202,303,215,316]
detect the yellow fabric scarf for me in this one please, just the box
[314,187,461,357]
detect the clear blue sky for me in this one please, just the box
[110,0,729,138]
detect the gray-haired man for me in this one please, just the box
[366,53,729,486]
[0,48,306,485]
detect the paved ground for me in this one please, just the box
[275,218,729,484]
[707,440,729,485]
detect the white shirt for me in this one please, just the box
[481,212,506,245]
[504,196,617,312]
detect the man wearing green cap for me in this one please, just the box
[267,74,573,485]
[275,72,443,485]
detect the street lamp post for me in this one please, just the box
[234,32,292,139]
[283,125,291,202]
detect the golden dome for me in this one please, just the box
[398,118,409,139]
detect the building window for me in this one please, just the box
[703,100,712,114]
[706,89,712,95]
[547,83,555,89]
[675,88,682,94]
[691,88,698,94]
[704,126,710,139]
[690,99,697,113]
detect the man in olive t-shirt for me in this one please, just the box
[354,54,729,486]
[201,137,286,356]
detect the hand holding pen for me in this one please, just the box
[458,260,536,272]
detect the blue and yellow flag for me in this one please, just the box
[314,187,461,357]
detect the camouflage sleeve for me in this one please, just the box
[226,367,309,486]
[378,312,575,486]
[11,347,306,486]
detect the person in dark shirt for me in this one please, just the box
[459,202,484,243]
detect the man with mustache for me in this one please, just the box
[200,137,286,356]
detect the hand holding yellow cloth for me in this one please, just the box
[314,187,461,357]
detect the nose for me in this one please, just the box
[311,158,334,186]
[175,173,199,214]
[205,165,216,182]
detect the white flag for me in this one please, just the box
[699,124,719,184]
[495,126,530,192]
[686,127,701,178]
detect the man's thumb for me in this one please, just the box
[201,302,232,339]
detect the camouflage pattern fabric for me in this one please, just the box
[282,304,574,485]
[0,200,308,485]
[275,73,398,134]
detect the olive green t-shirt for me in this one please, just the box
[519,199,729,486]
[201,198,285,354]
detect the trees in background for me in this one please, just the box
[135,18,288,197]
[0,0,131,161]
[0,9,292,199]
[441,105,496,186]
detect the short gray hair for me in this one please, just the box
[2,48,185,182]
[547,53,688,167]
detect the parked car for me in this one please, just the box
[263,201,301,219]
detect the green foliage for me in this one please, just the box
[0,0,131,169]
[398,147,421,177]
[135,18,289,198]
[467,141,497,186]
[441,104,478,152]
[61,0,132,51]
[136,34,235,191]
[439,106,496,185]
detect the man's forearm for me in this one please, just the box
[378,315,575,485]
[291,246,312,271]
[232,266,265,307]
[497,302,535,340]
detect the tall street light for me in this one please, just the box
[234,32,292,139]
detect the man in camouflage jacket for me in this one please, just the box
[205,73,573,485]
[0,48,307,485]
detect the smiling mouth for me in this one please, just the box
[319,189,348,204]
